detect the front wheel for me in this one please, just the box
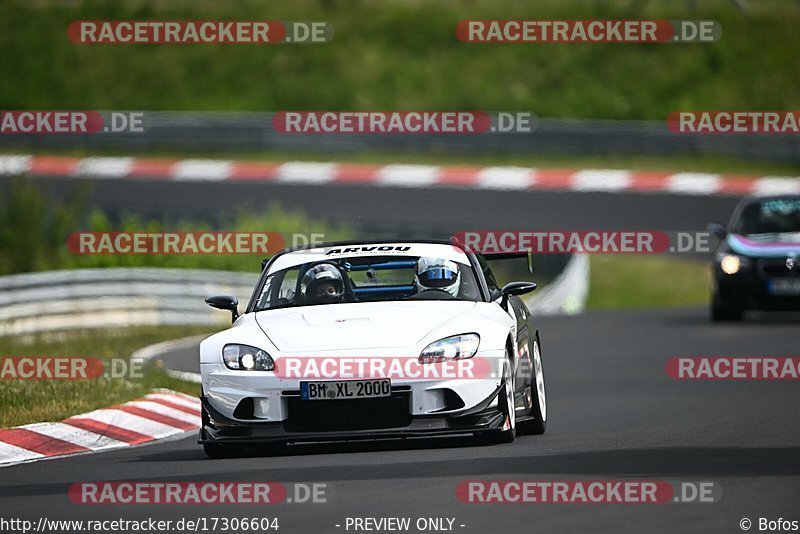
[477,354,516,444]
[518,335,547,435]
[201,400,245,458]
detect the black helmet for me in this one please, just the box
[301,263,346,304]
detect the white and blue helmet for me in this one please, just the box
[415,257,461,297]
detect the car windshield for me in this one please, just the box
[253,255,481,311]
[735,197,800,235]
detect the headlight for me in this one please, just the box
[222,344,274,371]
[419,334,480,364]
[716,253,750,275]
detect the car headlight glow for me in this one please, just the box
[419,333,480,364]
[717,253,750,275]
[222,344,274,371]
[720,255,740,274]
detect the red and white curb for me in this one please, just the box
[0,389,200,468]
[1,154,798,196]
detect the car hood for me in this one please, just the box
[728,233,800,258]
[255,301,477,352]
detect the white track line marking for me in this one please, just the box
[377,165,439,187]
[477,167,535,190]
[0,156,31,176]
[172,159,233,181]
[277,162,337,183]
[76,157,133,178]
[0,155,32,175]
[572,169,632,192]
[753,177,800,195]
[666,172,722,195]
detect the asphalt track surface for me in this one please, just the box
[2,307,799,534]
[15,176,740,233]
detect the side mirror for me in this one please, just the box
[500,281,537,308]
[707,222,727,239]
[205,295,239,323]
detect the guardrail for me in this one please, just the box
[0,268,256,337]
[0,259,587,337]
[0,112,796,163]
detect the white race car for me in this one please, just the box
[199,240,547,457]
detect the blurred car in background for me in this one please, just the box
[709,195,800,321]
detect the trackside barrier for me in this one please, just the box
[0,268,256,337]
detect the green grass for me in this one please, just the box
[0,326,215,427]
[587,254,710,309]
[0,0,798,120]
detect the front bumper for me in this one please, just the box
[199,348,508,444]
[198,385,506,445]
[201,349,505,416]
[714,266,800,311]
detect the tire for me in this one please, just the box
[518,335,547,435]
[477,353,516,444]
[711,293,744,322]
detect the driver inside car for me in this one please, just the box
[415,257,461,297]
[301,263,348,304]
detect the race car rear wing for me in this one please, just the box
[482,249,535,274]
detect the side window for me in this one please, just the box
[279,273,298,301]
[477,255,502,300]
[255,273,275,309]
[255,268,297,308]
